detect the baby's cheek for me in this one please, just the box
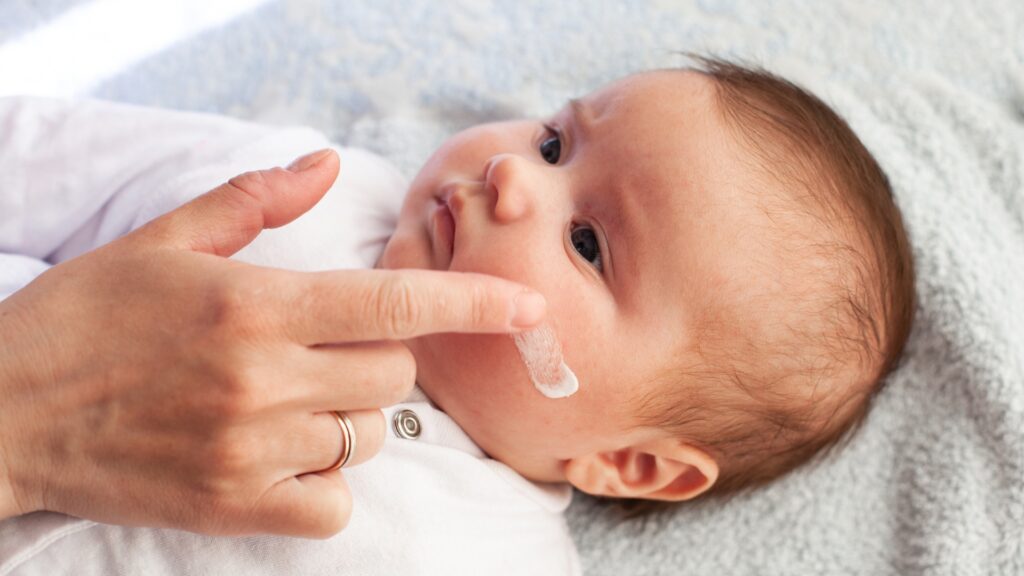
[416,332,562,455]
[441,333,535,399]
[412,332,533,415]
[379,223,429,271]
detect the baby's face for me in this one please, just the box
[380,70,767,483]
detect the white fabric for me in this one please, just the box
[0,98,579,575]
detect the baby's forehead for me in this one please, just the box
[578,71,836,345]
[578,70,720,134]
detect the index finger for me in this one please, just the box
[283,269,547,345]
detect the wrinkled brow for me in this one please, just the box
[568,98,594,138]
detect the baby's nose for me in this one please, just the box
[485,154,535,223]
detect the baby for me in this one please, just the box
[0,58,915,574]
[381,57,915,500]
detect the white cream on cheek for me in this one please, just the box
[511,323,579,399]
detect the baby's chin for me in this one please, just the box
[400,333,477,410]
[404,332,496,409]
[377,228,431,272]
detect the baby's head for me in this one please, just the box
[380,58,915,501]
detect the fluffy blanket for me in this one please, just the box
[3,1,1022,573]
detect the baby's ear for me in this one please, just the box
[564,439,718,501]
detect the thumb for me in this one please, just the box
[134,148,340,256]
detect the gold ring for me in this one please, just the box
[322,411,356,472]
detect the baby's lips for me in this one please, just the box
[435,199,456,261]
[441,184,468,217]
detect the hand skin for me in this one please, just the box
[0,149,545,538]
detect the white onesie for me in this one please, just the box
[0,97,581,575]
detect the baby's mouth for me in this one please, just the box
[431,195,456,268]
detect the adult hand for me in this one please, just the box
[0,149,546,538]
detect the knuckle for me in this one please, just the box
[372,275,420,338]
[208,278,255,329]
[208,367,266,419]
[382,345,417,403]
[205,274,276,340]
[226,169,272,203]
[468,282,494,328]
[199,433,254,484]
[366,343,416,404]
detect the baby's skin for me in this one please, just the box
[378,70,785,501]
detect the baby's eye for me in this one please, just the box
[539,125,562,164]
[570,224,603,272]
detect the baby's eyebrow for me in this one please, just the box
[567,98,594,139]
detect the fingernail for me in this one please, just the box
[287,148,333,173]
[511,290,546,329]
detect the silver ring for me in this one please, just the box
[322,411,356,472]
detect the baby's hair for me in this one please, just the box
[631,55,916,503]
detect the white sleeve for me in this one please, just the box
[0,254,50,301]
[0,97,333,299]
